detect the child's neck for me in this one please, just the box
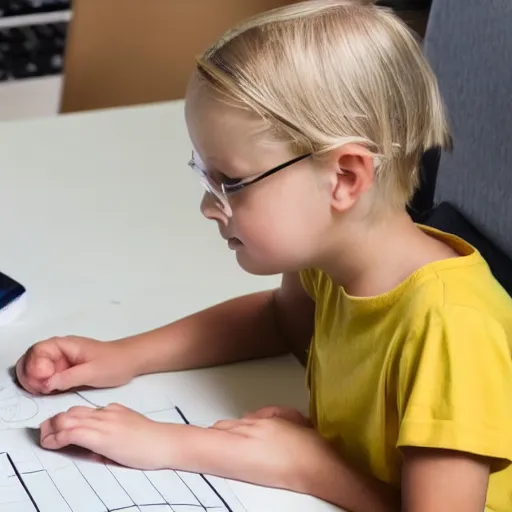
[318,210,459,297]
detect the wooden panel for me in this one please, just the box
[60,0,295,113]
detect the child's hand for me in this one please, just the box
[39,406,342,494]
[210,416,335,490]
[242,406,311,427]
[39,403,175,470]
[15,336,135,395]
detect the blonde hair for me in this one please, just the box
[196,0,451,208]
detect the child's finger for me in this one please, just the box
[210,419,240,430]
[25,339,68,369]
[46,362,97,392]
[219,423,256,438]
[15,359,42,394]
[64,405,101,418]
[242,410,270,419]
[211,418,256,431]
[39,408,99,439]
[243,406,292,421]
[26,356,55,380]
[41,425,102,451]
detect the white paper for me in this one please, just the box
[0,371,183,431]
[0,452,36,512]
[0,360,339,512]
[0,426,239,512]
[0,372,244,512]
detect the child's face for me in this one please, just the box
[185,76,333,275]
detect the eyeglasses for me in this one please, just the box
[188,150,312,217]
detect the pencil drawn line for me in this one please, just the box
[174,408,236,512]
[200,474,235,512]
[29,444,73,511]
[175,407,189,425]
[0,387,40,423]
[73,458,109,510]
[106,463,169,508]
[45,468,74,511]
[137,506,173,511]
[104,463,137,507]
[175,471,205,508]
[1,400,243,512]
[141,469,168,506]
[109,507,144,512]
[160,503,203,507]
[74,391,101,408]
[20,469,45,475]
[5,452,41,512]
[141,406,182,416]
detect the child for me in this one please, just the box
[14,1,512,511]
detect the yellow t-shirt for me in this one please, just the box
[300,226,512,512]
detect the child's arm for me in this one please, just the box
[400,448,490,511]
[15,272,314,393]
[292,446,490,512]
[120,272,314,376]
[40,404,491,512]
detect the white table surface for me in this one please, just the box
[0,76,62,121]
[0,101,342,511]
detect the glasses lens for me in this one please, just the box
[199,174,232,216]
[189,153,232,216]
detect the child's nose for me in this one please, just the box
[200,193,226,223]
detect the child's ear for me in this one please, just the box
[329,143,376,212]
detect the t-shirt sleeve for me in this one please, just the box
[397,304,512,471]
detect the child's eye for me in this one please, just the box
[219,174,243,187]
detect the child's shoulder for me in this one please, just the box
[405,228,512,334]
[300,233,512,345]
[397,246,512,356]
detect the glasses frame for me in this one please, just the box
[188,151,312,217]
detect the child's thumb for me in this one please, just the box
[45,363,95,392]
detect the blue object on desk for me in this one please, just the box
[0,271,25,312]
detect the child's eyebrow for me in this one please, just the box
[194,151,253,177]
[192,148,223,169]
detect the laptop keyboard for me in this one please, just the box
[0,0,70,82]
[0,0,71,18]
[0,21,68,81]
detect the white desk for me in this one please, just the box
[0,101,341,511]
[0,75,62,121]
